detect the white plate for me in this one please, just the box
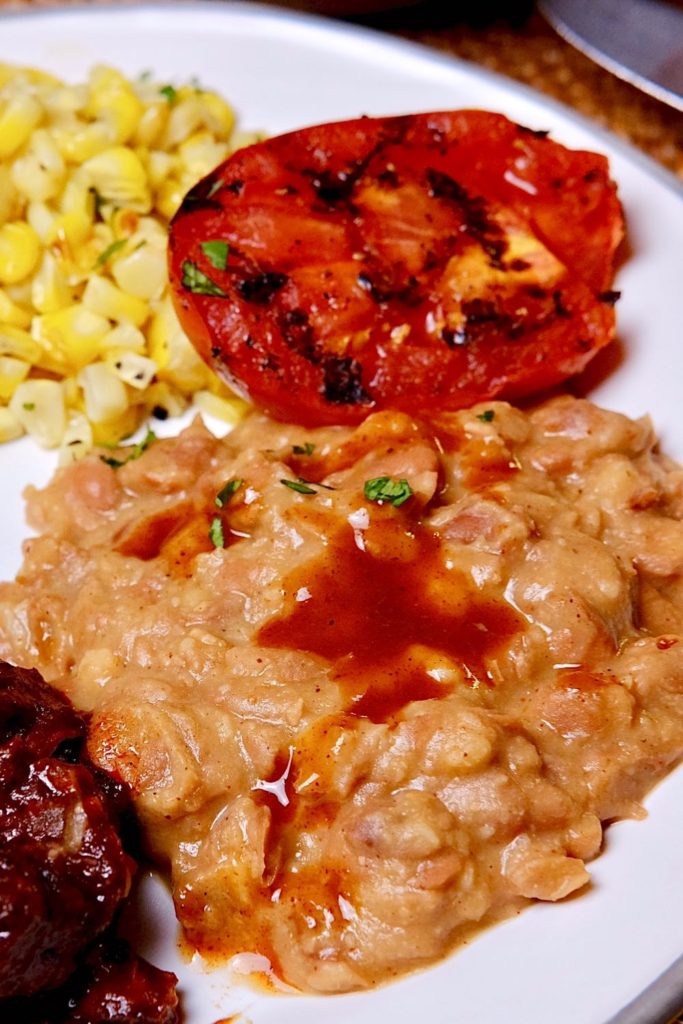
[1,5,683,1023]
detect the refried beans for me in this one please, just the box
[1,395,683,993]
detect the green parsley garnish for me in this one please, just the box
[96,238,127,268]
[364,476,413,508]
[200,240,229,271]
[292,442,315,456]
[209,516,225,548]
[215,477,243,507]
[181,260,227,297]
[99,428,157,469]
[159,84,177,103]
[281,479,317,495]
[476,410,495,423]
[22,402,35,411]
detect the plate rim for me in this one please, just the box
[1,4,682,1022]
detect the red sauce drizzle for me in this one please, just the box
[258,520,522,722]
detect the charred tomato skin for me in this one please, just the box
[169,110,623,426]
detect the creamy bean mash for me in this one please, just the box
[1,395,683,992]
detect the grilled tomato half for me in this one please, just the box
[169,110,623,425]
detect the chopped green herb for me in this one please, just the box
[22,402,35,411]
[209,516,225,548]
[200,240,229,271]
[281,479,317,495]
[96,238,127,268]
[181,260,227,297]
[292,442,315,456]
[364,476,413,508]
[207,178,224,198]
[159,84,177,104]
[134,239,147,252]
[138,69,152,82]
[215,477,243,508]
[476,410,495,423]
[300,476,334,491]
[99,428,157,469]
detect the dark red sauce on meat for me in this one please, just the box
[0,662,179,1023]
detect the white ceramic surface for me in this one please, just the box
[1,5,683,1023]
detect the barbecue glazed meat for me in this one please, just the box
[0,660,179,1023]
[5,934,180,1024]
[0,661,133,999]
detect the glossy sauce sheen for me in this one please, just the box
[5,400,683,993]
[249,513,524,966]
[259,522,523,721]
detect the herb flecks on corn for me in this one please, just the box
[0,63,254,457]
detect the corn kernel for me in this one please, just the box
[79,360,129,422]
[111,241,166,301]
[100,322,146,354]
[46,210,92,250]
[0,354,30,400]
[105,349,157,390]
[163,95,204,148]
[0,222,40,284]
[155,177,187,220]
[62,374,81,409]
[26,201,54,244]
[53,121,110,163]
[0,63,249,449]
[90,404,142,446]
[146,149,176,189]
[31,251,73,314]
[0,405,23,442]
[0,288,31,328]
[58,411,93,465]
[133,103,168,149]
[43,85,86,117]
[0,166,19,227]
[9,378,66,448]
[193,389,249,425]
[34,304,110,371]
[200,92,235,138]
[0,93,42,159]
[60,173,93,219]
[11,128,66,202]
[82,146,151,212]
[110,208,140,238]
[82,275,148,327]
[148,295,210,391]
[143,380,188,418]
[128,217,167,248]
[87,70,143,145]
[0,324,42,362]
[178,132,228,180]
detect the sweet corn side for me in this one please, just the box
[0,64,254,461]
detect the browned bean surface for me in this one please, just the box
[1,396,683,991]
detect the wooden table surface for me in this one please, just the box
[0,0,680,180]
[0,1,681,1021]
[364,1,683,182]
